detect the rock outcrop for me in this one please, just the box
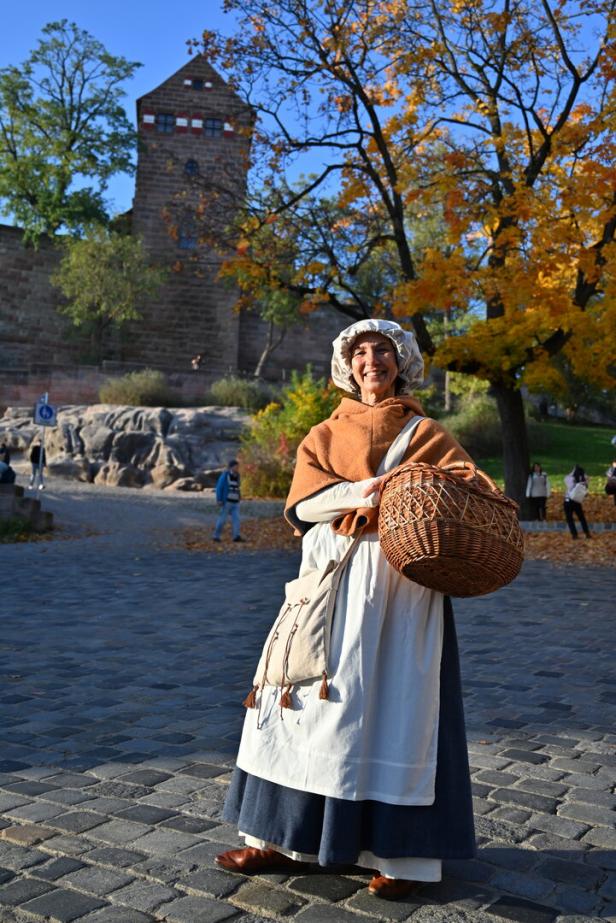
[0,405,250,490]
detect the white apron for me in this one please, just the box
[236,494,444,806]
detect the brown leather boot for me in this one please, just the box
[215,846,306,873]
[368,874,417,900]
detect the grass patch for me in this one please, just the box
[0,517,44,543]
[477,420,614,491]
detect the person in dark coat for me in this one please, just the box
[29,442,47,490]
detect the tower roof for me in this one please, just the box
[137,54,252,118]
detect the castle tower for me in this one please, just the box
[128,55,253,374]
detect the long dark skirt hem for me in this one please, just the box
[224,599,476,866]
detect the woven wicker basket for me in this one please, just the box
[379,461,524,597]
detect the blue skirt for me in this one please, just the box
[224,599,476,865]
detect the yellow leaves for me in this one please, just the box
[334,94,353,113]
[392,249,475,315]
[302,261,327,275]
[299,291,329,314]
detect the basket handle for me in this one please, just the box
[441,461,500,493]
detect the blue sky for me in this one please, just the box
[0,1,239,216]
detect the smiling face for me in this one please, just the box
[350,332,399,404]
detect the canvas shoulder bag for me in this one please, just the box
[243,414,424,714]
[570,481,588,503]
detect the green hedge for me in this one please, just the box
[99,369,177,406]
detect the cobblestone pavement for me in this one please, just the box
[1,484,615,923]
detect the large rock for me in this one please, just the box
[80,423,114,457]
[47,457,91,482]
[148,464,183,490]
[164,476,203,492]
[95,462,145,488]
[110,431,156,465]
[0,404,250,490]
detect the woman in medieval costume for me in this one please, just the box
[216,319,476,900]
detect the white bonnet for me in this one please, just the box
[331,318,424,394]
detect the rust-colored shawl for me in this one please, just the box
[285,395,473,536]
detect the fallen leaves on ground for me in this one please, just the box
[178,517,300,553]
[177,516,614,568]
[547,491,616,523]
[524,531,615,567]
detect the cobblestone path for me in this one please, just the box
[1,500,615,923]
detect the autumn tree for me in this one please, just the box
[0,20,140,239]
[52,227,166,362]
[193,0,616,509]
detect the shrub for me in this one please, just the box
[442,393,551,460]
[240,368,342,497]
[441,394,503,457]
[99,369,177,406]
[0,517,37,543]
[206,375,273,412]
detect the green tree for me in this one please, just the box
[0,20,140,239]
[52,227,166,362]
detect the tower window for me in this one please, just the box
[156,112,176,134]
[178,230,197,250]
[203,118,223,138]
[192,78,204,90]
[184,159,199,176]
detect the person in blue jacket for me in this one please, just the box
[214,460,244,542]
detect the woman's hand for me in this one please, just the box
[361,475,386,498]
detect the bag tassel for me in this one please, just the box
[242,685,258,709]
[319,671,329,700]
[280,684,294,710]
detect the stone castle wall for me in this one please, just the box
[0,55,347,405]
[237,309,346,380]
[127,56,253,370]
[0,226,86,370]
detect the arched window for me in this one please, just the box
[203,118,223,138]
[178,229,197,250]
[178,214,197,250]
[184,159,199,176]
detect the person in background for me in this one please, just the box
[526,462,550,520]
[605,458,616,506]
[29,442,46,490]
[563,465,591,539]
[0,441,10,465]
[0,460,16,484]
[214,460,244,543]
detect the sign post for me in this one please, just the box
[32,393,57,490]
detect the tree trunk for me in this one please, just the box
[444,371,452,413]
[254,321,286,379]
[492,383,530,518]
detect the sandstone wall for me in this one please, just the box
[128,55,252,371]
[237,308,350,380]
[0,226,87,370]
